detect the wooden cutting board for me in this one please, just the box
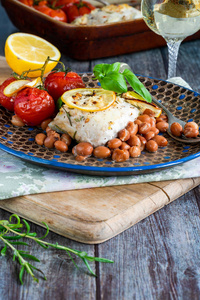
[0,178,200,244]
[0,56,199,243]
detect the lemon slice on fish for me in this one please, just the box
[123,91,162,117]
[3,77,42,97]
[61,88,116,112]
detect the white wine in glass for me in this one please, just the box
[141,0,200,78]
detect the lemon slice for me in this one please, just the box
[3,77,42,97]
[61,88,116,112]
[123,91,162,117]
[5,33,61,77]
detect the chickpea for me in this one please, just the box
[54,141,68,152]
[184,121,199,131]
[183,127,199,138]
[11,115,25,127]
[170,122,183,137]
[150,127,159,135]
[44,136,56,149]
[129,146,141,158]
[73,142,93,156]
[149,117,156,128]
[146,140,158,152]
[118,129,130,141]
[137,114,151,123]
[44,131,60,149]
[40,118,52,131]
[153,135,168,147]
[134,119,142,126]
[138,122,151,135]
[61,133,72,146]
[126,122,138,136]
[46,128,55,136]
[75,155,87,162]
[46,126,52,134]
[35,133,46,146]
[156,114,168,123]
[144,131,155,141]
[156,121,169,132]
[137,135,147,151]
[93,146,111,159]
[112,149,130,162]
[143,109,155,117]
[120,142,130,150]
[107,138,122,149]
[127,135,141,147]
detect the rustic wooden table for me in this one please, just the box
[0,4,200,300]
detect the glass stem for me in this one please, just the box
[167,40,182,79]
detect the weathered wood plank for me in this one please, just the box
[97,187,200,300]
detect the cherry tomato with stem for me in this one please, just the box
[44,71,86,102]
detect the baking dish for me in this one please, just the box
[2,0,200,60]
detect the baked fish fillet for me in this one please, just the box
[49,96,139,147]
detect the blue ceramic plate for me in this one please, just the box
[0,74,199,176]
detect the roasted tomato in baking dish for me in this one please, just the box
[62,0,95,23]
[34,1,68,22]
[44,71,86,102]
[0,77,17,112]
[18,0,33,6]
[53,0,77,6]
[14,87,55,126]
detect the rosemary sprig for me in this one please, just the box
[0,214,113,284]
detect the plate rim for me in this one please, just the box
[0,142,199,174]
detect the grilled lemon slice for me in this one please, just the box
[61,88,116,112]
[3,77,42,97]
[123,91,162,117]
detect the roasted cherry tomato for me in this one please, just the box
[34,1,67,22]
[18,0,33,6]
[0,77,17,112]
[44,71,86,102]
[62,0,95,23]
[14,87,55,126]
[54,0,77,6]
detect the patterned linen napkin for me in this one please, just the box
[0,77,199,200]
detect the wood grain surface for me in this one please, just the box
[1,5,200,299]
[0,178,200,243]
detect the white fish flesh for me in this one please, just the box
[49,96,139,147]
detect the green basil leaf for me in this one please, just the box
[105,62,121,73]
[93,63,121,79]
[122,69,152,103]
[100,72,127,93]
[93,64,104,79]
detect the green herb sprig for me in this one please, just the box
[0,214,113,284]
[93,62,152,103]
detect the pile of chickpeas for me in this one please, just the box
[34,108,199,163]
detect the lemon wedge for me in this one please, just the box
[3,77,43,97]
[5,33,61,77]
[61,88,116,112]
[123,91,162,117]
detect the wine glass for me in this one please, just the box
[141,0,200,79]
